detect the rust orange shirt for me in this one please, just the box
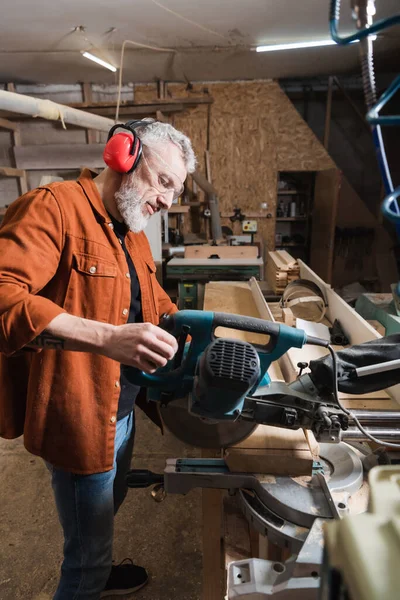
[0,169,177,474]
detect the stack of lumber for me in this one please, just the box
[266,250,300,294]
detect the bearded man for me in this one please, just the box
[0,119,196,599]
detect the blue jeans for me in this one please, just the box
[47,411,135,600]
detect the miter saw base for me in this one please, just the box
[127,441,366,599]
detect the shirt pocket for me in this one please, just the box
[63,253,118,322]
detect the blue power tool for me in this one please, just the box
[126,310,329,423]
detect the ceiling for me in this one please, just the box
[0,0,399,84]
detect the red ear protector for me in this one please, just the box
[103,120,152,175]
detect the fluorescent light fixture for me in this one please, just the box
[255,36,376,52]
[81,51,117,72]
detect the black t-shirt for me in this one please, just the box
[109,215,142,420]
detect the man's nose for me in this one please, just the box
[156,193,172,210]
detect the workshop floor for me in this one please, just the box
[0,411,203,600]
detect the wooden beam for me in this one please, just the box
[10,124,28,195]
[82,83,97,145]
[67,96,213,109]
[80,104,188,117]
[185,245,258,259]
[0,166,26,177]
[0,117,18,131]
[15,144,104,170]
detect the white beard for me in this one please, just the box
[114,177,150,233]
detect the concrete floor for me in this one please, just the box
[0,410,203,600]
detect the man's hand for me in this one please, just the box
[105,322,178,373]
[26,313,178,373]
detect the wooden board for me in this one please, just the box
[185,245,258,259]
[225,425,319,475]
[15,143,104,170]
[0,117,18,131]
[310,168,341,284]
[204,281,283,383]
[266,250,300,294]
[0,166,25,177]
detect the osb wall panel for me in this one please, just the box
[135,80,334,259]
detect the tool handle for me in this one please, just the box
[212,312,280,338]
[126,469,164,489]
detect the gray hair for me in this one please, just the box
[134,119,197,174]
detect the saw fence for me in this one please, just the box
[199,267,400,600]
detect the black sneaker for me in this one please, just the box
[101,558,149,597]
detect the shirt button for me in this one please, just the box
[115,380,120,388]
[118,239,123,245]
[108,222,114,229]
[122,308,129,316]
[89,266,97,274]
[125,272,130,279]
[110,415,116,424]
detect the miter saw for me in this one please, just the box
[125,310,400,599]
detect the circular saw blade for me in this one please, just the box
[159,396,257,449]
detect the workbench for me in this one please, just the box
[167,257,264,309]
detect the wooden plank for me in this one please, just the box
[204,281,284,384]
[310,168,341,283]
[11,124,28,195]
[82,83,97,145]
[15,144,104,170]
[282,307,294,326]
[0,166,25,177]
[0,117,18,131]
[79,103,187,117]
[266,250,299,294]
[169,205,190,214]
[185,245,258,259]
[367,319,386,336]
[68,96,214,109]
[225,447,313,476]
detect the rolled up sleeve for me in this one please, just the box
[0,189,66,356]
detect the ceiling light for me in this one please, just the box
[81,51,117,72]
[255,36,376,52]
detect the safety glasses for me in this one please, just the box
[141,147,185,202]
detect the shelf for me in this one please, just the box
[169,205,191,213]
[276,217,307,222]
[277,190,307,195]
[276,242,306,247]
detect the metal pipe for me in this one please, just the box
[0,90,115,132]
[342,428,400,441]
[355,358,400,378]
[351,411,400,423]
